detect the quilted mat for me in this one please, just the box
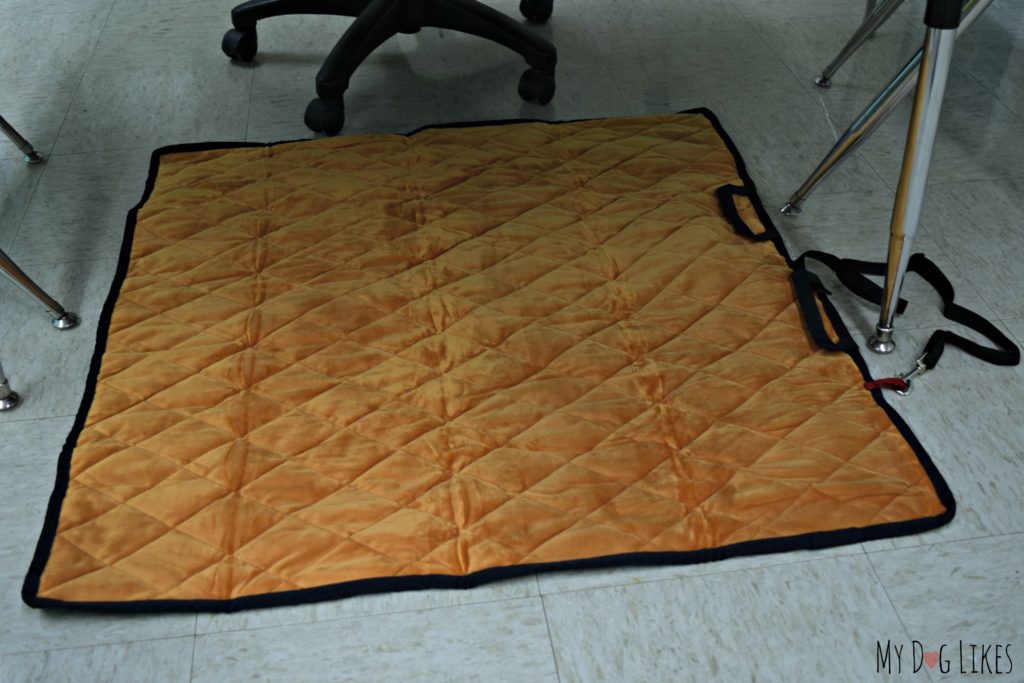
[24,111,953,612]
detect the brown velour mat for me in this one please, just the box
[23,110,952,613]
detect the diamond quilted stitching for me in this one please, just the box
[351,452,448,505]
[294,487,401,537]
[74,446,181,502]
[459,446,568,495]
[179,493,284,554]
[31,114,950,608]
[113,530,224,594]
[54,482,121,533]
[127,470,229,527]
[524,519,647,563]
[349,508,457,566]
[233,517,348,578]
[241,460,344,513]
[61,504,172,565]
[186,440,285,489]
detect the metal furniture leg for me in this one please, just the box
[0,115,44,164]
[0,248,80,330]
[814,0,907,88]
[868,0,962,354]
[781,0,991,216]
[0,360,19,412]
[865,0,878,19]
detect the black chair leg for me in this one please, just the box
[223,0,373,61]
[305,0,408,135]
[425,0,557,104]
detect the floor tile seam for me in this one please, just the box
[864,528,1024,557]
[192,593,548,643]
[537,586,564,683]
[0,633,197,661]
[864,548,927,674]
[929,228,1015,321]
[5,66,91,250]
[536,544,872,598]
[24,0,119,167]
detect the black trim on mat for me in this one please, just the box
[22,107,956,614]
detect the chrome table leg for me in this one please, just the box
[815,0,907,88]
[0,360,19,412]
[0,114,44,164]
[868,0,962,354]
[781,0,992,216]
[0,248,80,330]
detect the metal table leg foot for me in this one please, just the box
[0,114,45,165]
[1,118,75,413]
[868,0,961,354]
[0,362,20,412]
[780,0,992,215]
[815,0,906,89]
[0,248,80,330]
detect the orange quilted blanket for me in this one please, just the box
[24,111,952,612]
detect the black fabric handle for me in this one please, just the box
[715,185,773,242]
[790,269,856,353]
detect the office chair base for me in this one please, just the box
[305,99,345,136]
[518,69,556,105]
[223,28,258,62]
[520,0,553,23]
[226,0,558,136]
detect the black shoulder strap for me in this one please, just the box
[797,250,1019,389]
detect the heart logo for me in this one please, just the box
[924,651,940,669]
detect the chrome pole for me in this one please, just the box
[868,0,961,354]
[0,114,44,164]
[0,248,81,330]
[815,0,907,88]
[0,360,19,412]
[781,0,991,216]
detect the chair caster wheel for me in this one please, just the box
[304,98,345,136]
[518,69,555,105]
[520,0,553,23]
[222,28,257,62]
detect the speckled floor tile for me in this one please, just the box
[0,637,193,683]
[868,534,1024,679]
[544,554,916,682]
[192,598,557,683]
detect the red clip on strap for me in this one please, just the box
[864,377,909,393]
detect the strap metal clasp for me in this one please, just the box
[895,356,929,396]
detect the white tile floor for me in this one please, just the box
[1,0,1022,680]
